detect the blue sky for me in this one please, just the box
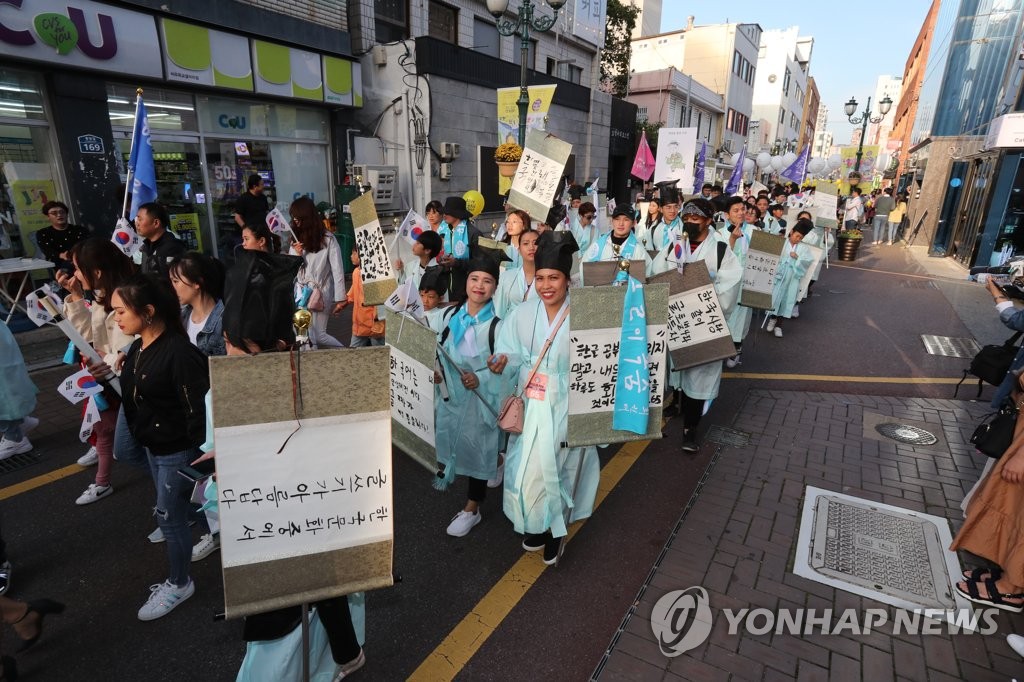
[660,2,933,145]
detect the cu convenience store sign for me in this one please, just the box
[0,0,163,77]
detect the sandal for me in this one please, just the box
[961,566,1002,583]
[956,578,1024,613]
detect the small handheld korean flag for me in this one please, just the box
[397,210,429,246]
[58,368,104,405]
[79,398,102,442]
[24,286,55,327]
[110,218,144,257]
[266,207,292,236]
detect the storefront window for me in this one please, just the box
[107,83,198,132]
[0,69,61,263]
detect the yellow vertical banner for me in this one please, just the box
[496,84,557,145]
[840,145,878,194]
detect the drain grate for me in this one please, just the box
[899,279,939,290]
[874,422,939,445]
[0,450,42,475]
[921,334,981,359]
[705,425,751,447]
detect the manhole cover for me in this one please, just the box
[921,334,981,359]
[874,422,939,445]
[899,279,939,289]
[705,425,751,447]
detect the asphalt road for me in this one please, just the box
[2,242,996,681]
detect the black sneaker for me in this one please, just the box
[522,533,546,552]
[543,535,563,565]
[681,430,700,453]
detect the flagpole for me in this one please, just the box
[120,88,143,221]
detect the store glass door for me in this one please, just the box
[205,140,274,264]
[115,134,212,253]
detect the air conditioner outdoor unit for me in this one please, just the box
[439,162,453,180]
[440,142,460,159]
[372,45,388,66]
[350,164,401,211]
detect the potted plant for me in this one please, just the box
[495,142,523,178]
[836,227,863,261]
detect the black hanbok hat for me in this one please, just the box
[535,230,579,277]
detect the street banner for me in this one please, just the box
[631,130,656,181]
[508,130,572,224]
[566,283,668,447]
[210,348,395,619]
[840,145,878,194]
[497,84,556,145]
[385,310,437,472]
[740,231,785,310]
[799,244,824,300]
[350,192,398,306]
[649,262,734,369]
[654,127,698,190]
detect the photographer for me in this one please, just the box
[986,276,1024,409]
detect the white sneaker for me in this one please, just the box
[75,483,112,505]
[766,318,777,332]
[148,527,165,544]
[1008,633,1024,658]
[333,648,366,680]
[77,446,98,466]
[791,304,800,318]
[774,327,783,338]
[487,458,505,489]
[725,354,741,369]
[20,416,39,435]
[192,533,220,562]
[137,579,195,621]
[0,437,31,460]
[446,510,482,537]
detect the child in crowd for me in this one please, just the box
[396,231,443,293]
[419,269,449,333]
[342,248,385,347]
[766,219,815,338]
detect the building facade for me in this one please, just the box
[751,27,813,157]
[798,76,820,156]
[627,69,723,143]
[0,0,362,260]
[629,0,662,39]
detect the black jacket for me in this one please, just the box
[121,332,209,455]
[141,231,188,280]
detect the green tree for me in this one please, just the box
[602,0,639,97]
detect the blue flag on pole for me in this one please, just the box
[724,147,746,195]
[781,144,810,184]
[692,141,706,194]
[128,98,157,219]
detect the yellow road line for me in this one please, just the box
[408,438,651,681]
[0,463,84,501]
[722,372,963,384]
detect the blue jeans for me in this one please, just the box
[113,406,148,469]
[0,420,23,441]
[349,335,384,348]
[887,220,900,243]
[147,449,197,587]
[871,215,889,241]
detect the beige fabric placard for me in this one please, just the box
[350,192,398,306]
[649,262,735,369]
[581,260,647,286]
[740,230,786,310]
[385,310,438,472]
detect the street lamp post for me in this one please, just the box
[844,95,893,174]
[488,0,567,147]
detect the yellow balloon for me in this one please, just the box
[463,190,485,217]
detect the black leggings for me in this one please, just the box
[438,463,488,503]
[680,394,704,432]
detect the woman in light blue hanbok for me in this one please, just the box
[489,231,599,565]
[765,219,816,338]
[494,229,540,319]
[435,256,512,537]
[720,197,756,367]
[500,209,531,271]
[0,321,38,458]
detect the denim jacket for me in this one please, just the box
[181,300,225,358]
[991,303,1024,407]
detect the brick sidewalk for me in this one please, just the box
[593,390,1024,681]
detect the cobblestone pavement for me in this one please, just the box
[594,390,1024,682]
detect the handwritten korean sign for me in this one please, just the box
[798,244,824,301]
[813,185,840,229]
[565,283,669,446]
[210,348,394,618]
[509,129,572,222]
[350,192,398,305]
[385,310,438,471]
[740,230,785,310]
[649,263,736,369]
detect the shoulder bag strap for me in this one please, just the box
[515,305,570,397]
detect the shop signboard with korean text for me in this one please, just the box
[0,0,162,78]
[210,348,394,619]
[566,283,669,446]
[160,18,253,91]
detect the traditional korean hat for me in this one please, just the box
[568,184,586,200]
[655,179,682,205]
[793,218,814,236]
[470,242,512,280]
[443,196,470,221]
[534,230,579,276]
[544,203,567,228]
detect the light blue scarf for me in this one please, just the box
[441,220,471,259]
[592,230,639,261]
[446,300,495,347]
[612,273,650,434]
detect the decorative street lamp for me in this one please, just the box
[488,0,567,147]
[844,95,893,174]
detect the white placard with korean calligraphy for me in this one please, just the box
[813,190,839,229]
[798,244,824,300]
[742,250,778,295]
[353,217,394,284]
[216,413,393,569]
[568,325,667,415]
[667,285,730,349]
[389,347,435,448]
[509,130,572,222]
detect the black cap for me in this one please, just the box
[418,266,448,295]
[443,196,470,221]
[655,179,682,205]
[612,203,635,219]
[793,218,814,236]
[568,184,585,200]
[544,203,567,228]
[535,230,579,277]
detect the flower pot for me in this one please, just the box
[836,237,861,261]
[496,161,519,178]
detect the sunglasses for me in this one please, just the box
[581,213,595,219]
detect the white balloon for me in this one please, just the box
[782,152,798,167]
[743,158,755,173]
[770,155,786,171]
[828,154,842,170]
[756,152,772,169]
[875,152,890,171]
[807,158,826,175]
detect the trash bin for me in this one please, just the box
[337,232,355,274]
